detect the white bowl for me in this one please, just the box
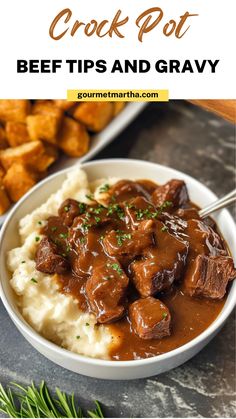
[0,159,235,380]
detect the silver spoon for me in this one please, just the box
[199,189,236,218]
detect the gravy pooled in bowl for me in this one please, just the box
[34,175,235,360]
[8,169,236,361]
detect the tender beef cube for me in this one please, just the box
[129,297,171,339]
[186,219,226,257]
[152,179,189,209]
[35,237,69,274]
[125,196,157,229]
[108,180,150,203]
[85,262,129,323]
[58,199,86,227]
[103,222,154,259]
[184,255,236,299]
[131,221,188,297]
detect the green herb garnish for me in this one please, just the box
[107,262,123,275]
[116,232,132,246]
[76,335,80,340]
[94,216,101,224]
[64,206,70,212]
[99,184,110,193]
[78,202,86,214]
[85,323,90,327]
[51,226,57,232]
[85,194,94,201]
[21,261,26,264]
[79,237,86,244]
[162,312,168,319]
[107,204,125,220]
[30,278,37,284]
[59,233,68,239]
[161,225,168,232]
[38,221,42,225]
[35,236,40,242]
[0,381,104,418]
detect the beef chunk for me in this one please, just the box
[125,196,157,229]
[108,180,150,203]
[58,199,86,227]
[35,237,69,274]
[129,297,171,339]
[103,222,154,259]
[184,255,236,299]
[152,179,189,209]
[186,219,226,257]
[131,221,188,297]
[85,261,129,323]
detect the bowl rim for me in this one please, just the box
[0,158,235,368]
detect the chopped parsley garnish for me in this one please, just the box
[161,225,168,232]
[59,233,68,239]
[37,221,42,225]
[85,323,90,327]
[99,235,104,241]
[162,312,168,319]
[66,245,71,252]
[95,216,101,224]
[81,222,92,233]
[99,184,110,193]
[51,226,57,232]
[107,203,125,220]
[92,206,104,215]
[76,335,81,339]
[107,262,123,275]
[35,236,40,242]
[64,206,69,212]
[159,201,173,211]
[79,237,86,244]
[85,194,94,201]
[78,202,86,213]
[116,231,132,246]
[21,261,26,264]
[30,278,37,284]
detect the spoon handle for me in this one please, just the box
[199,189,236,218]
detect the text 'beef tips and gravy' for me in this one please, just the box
[8,169,236,360]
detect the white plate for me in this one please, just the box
[0,159,235,380]
[0,103,147,226]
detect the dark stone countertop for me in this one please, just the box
[0,101,235,418]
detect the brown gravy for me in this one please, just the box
[37,178,232,361]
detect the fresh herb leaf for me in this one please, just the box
[107,263,123,275]
[85,194,94,201]
[161,225,168,232]
[76,336,80,340]
[94,217,101,224]
[0,381,105,418]
[85,323,90,327]
[59,233,68,239]
[78,203,86,214]
[35,236,40,242]
[116,232,132,246]
[64,206,70,212]
[38,221,42,225]
[162,312,168,319]
[51,226,57,232]
[99,184,110,193]
[30,278,37,284]
[21,261,26,264]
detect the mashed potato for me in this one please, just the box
[8,168,120,359]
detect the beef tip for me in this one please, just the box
[186,219,226,258]
[103,222,154,259]
[58,199,86,226]
[35,237,69,274]
[85,261,129,323]
[152,179,189,209]
[129,297,171,339]
[125,196,157,229]
[131,221,188,297]
[108,180,150,203]
[184,255,236,299]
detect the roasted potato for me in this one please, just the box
[26,114,61,144]
[36,144,58,172]
[0,100,31,123]
[3,163,36,202]
[113,102,125,116]
[32,100,63,120]
[5,121,30,147]
[0,181,11,215]
[0,126,8,150]
[71,102,113,132]
[58,117,90,157]
[0,141,44,171]
[53,100,76,111]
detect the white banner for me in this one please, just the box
[0,0,235,99]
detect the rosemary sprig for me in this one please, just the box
[0,381,104,418]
